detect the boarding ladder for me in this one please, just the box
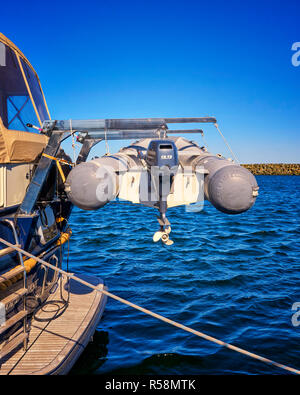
[0,219,28,361]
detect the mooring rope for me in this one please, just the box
[0,236,299,375]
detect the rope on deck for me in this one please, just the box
[0,236,299,375]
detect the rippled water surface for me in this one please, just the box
[67,176,300,375]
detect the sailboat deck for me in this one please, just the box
[0,274,107,375]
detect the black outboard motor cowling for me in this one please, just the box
[145,140,179,169]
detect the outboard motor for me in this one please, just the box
[145,140,179,239]
[145,139,179,198]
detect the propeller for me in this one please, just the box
[153,216,174,246]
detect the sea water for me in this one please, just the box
[67,176,300,375]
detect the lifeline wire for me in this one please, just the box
[0,237,299,375]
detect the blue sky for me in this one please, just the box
[2,0,300,163]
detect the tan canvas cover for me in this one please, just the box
[0,33,50,163]
[0,118,48,163]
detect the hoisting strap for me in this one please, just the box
[0,236,299,375]
[42,153,75,183]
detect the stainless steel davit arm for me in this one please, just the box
[42,117,217,141]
